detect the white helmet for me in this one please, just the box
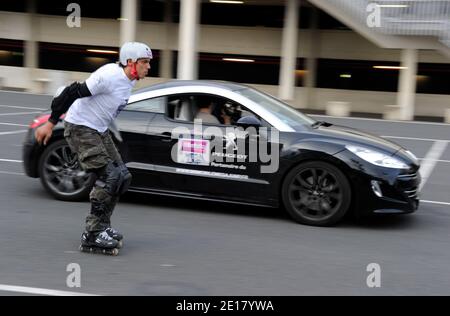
[119,42,153,66]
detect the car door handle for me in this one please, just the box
[160,132,172,142]
[203,135,216,141]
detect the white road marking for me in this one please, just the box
[0,111,41,116]
[0,159,23,163]
[0,284,99,296]
[310,114,450,126]
[0,104,46,111]
[4,156,450,165]
[0,89,49,96]
[418,158,450,164]
[419,141,448,191]
[0,171,25,176]
[0,166,449,205]
[0,130,27,136]
[421,200,450,206]
[0,122,28,127]
[382,135,450,143]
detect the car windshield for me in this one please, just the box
[234,87,316,131]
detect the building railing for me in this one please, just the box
[329,0,450,46]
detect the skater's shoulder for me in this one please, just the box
[87,63,127,93]
[94,63,122,77]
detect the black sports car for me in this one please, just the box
[23,81,421,226]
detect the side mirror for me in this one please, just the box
[236,116,262,129]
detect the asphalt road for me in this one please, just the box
[0,91,449,296]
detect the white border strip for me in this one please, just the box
[0,284,99,296]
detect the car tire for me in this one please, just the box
[38,139,95,201]
[281,161,351,227]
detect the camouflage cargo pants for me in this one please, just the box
[64,121,123,233]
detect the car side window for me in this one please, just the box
[167,95,195,121]
[164,93,271,128]
[125,96,166,114]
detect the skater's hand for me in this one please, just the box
[35,121,55,146]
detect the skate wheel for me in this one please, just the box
[79,245,119,256]
[117,240,123,249]
[102,248,119,256]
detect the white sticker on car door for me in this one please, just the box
[177,138,211,166]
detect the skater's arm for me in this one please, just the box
[48,82,92,125]
[49,67,110,125]
[36,82,91,145]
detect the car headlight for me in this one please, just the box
[404,150,419,165]
[346,145,409,169]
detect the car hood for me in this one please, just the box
[312,124,402,155]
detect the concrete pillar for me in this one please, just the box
[305,7,319,109]
[177,0,201,80]
[445,109,450,123]
[26,0,39,92]
[161,0,174,79]
[397,49,418,121]
[120,0,138,45]
[25,37,38,69]
[25,0,38,69]
[279,0,299,101]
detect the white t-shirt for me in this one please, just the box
[65,63,136,133]
[195,112,220,124]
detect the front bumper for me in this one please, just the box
[334,151,421,217]
[350,169,421,216]
[23,129,40,178]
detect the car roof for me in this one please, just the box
[133,80,249,95]
[129,79,297,132]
